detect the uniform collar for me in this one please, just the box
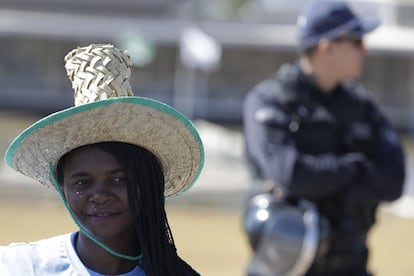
[296,63,343,100]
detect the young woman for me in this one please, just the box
[1,44,204,276]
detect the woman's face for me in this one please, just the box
[60,145,135,242]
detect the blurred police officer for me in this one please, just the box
[243,1,405,275]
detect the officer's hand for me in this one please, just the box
[263,179,284,199]
[341,152,374,173]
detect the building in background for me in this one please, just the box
[0,0,414,130]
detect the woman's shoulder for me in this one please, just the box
[0,232,81,275]
[0,232,70,252]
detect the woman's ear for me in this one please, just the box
[54,167,66,193]
[59,181,65,191]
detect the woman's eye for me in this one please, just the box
[113,176,128,184]
[73,180,90,187]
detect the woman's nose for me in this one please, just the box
[88,191,114,204]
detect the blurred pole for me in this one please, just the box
[173,60,197,118]
[173,27,222,119]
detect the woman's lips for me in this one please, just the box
[87,212,120,223]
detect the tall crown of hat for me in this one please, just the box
[64,44,134,106]
[6,43,204,199]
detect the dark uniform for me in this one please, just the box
[243,63,405,275]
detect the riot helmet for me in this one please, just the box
[243,193,330,276]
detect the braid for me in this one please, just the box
[96,142,200,276]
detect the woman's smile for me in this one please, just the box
[87,212,121,223]
[60,145,135,240]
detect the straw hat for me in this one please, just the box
[5,44,204,198]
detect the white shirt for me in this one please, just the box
[0,232,145,276]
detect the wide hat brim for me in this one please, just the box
[5,97,204,198]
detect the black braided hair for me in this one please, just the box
[95,142,200,276]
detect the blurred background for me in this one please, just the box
[1,0,414,275]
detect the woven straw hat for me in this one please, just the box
[5,44,204,198]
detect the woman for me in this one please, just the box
[1,44,204,275]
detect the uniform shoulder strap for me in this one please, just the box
[256,64,301,106]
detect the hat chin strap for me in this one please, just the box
[49,163,142,261]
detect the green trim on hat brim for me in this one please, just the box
[5,96,204,197]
